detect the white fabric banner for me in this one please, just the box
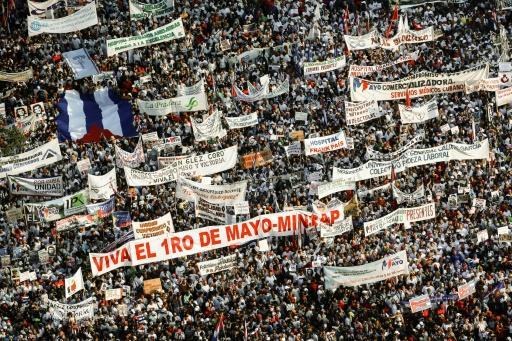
[364,202,435,236]
[348,53,418,77]
[138,93,208,115]
[317,179,356,199]
[191,111,226,142]
[284,141,302,157]
[0,69,33,83]
[25,189,90,222]
[323,250,409,289]
[409,295,432,313]
[129,0,173,21]
[176,178,247,204]
[8,175,63,196]
[304,131,346,156]
[176,80,204,96]
[320,216,353,238]
[105,288,123,301]
[457,280,476,300]
[333,140,489,182]
[125,145,238,186]
[465,78,502,94]
[27,2,98,37]
[197,254,237,276]
[392,184,425,204]
[366,134,423,161]
[62,48,99,80]
[224,112,258,129]
[132,212,174,239]
[303,56,346,76]
[107,18,185,56]
[399,98,439,124]
[115,139,145,168]
[89,208,344,276]
[496,86,512,107]
[56,214,96,232]
[232,78,289,102]
[65,268,84,299]
[88,168,117,200]
[344,30,381,51]
[0,139,62,178]
[195,197,226,224]
[350,64,489,101]
[344,100,381,125]
[28,0,66,17]
[48,297,95,322]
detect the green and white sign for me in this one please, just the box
[129,0,173,21]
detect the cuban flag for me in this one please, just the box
[211,313,224,341]
[56,87,137,143]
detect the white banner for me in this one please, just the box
[399,98,439,124]
[105,288,123,301]
[177,178,247,204]
[303,56,346,76]
[62,48,99,80]
[496,86,512,107]
[89,208,344,276]
[457,280,476,300]
[348,53,418,77]
[48,297,95,322]
[197,254,237,276]
[304,131,346,156]
[0,69,33,83]
[224,112,258,129]
[195,197,226,224]
[107,18,185,56]
[344,100,381,125]
[191,111,226,142]
[323,250,409,289]
[177,79,204,96]
[317,179,356,199]
[465,78,502,94]
[25,189,90,222]
[88,168,117,200]
[115,139,144,168]
[138,93,208,115]
[65,268,84,299]
[232,78,289,102]
[366,134,423,161]
[344,30,380,51]
[364,202,435,236]
[0,139,62,178]
[125,145,238,186]
[334,140,489,182]
[132,212,174,239]
[28,0,66,17]
[284,141,302,157]
[56,214,96,232]
[320,216,353,238]
[350,64,489,101]
[129,0,173,21]
[27,2,98,37]
[393,184,425,204]
[409,295,432,313]
[8,175,63,196]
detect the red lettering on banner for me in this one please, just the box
[240,223,252,238]
[277,216,291,232]
[310,214,317,227]
[226,224,239,241]
[199,231,211,247]
[330,210,340,224]
[135,243,147,260]
[146,242,156,258]
[92,256,104,272]
[320,213,329,224]
[249,220,259,236]
[171,236,183,252]
[298,214,308,228]
[210,228,221,245]
[261,218,272,233]
[109,250,120,264]
[120,247,131,262]
[182,235,193,250]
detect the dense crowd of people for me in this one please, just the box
[0,0,511,339]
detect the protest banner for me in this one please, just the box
[76,158,91,174]
[344,30,381,51]
[48,297,95,321]
[224,112,259,129]
[86,197,115,219]
[317,179,356,199]
[197,254,237,276]
[132,212,174,239]
[56,214,96,232]
[392,184,425,204]
[62,48,99,80]
[304,132,346,156]
[334,140,489,182]
[176,79,205,96]
[289,130,304,141]
[107,18,185,56]
[366,134,423,161]
[496,86,512,107]
[191,111,226,141]
[0,69,33,82]
[115,139,145,168]
[409,295,432,313]
[129,0,173,20]
[195,197,226,224]
[5,207,23,223]
[8,175,63,196]
[458,280,477,300]
[320,216,353,238]
[364,202,435,236]
[105,288,123,301]
[323,250,409,289]
[232,78,289,102]
[398,98,439,124]
[344,101,381,125]
[157,154,189,168]
[138,93,208,115]
[294,112,308,122]
[284,141,302,157]
[350,64,489,101]
[25,189,90,222]
[0,139,62,178]
[28,0,65,16]
[465,78,502,93]
[88,168,117,200]
[177,178,247,204]
[89,208,344,276]
[233,201,250,215]
[303,56,346,76]
[143,278,162,294]
[65,268,84,299]
[112,211,132,228]
[348,53,418,77]
[27,2,98,36]
[240,150,273,169]
[154,136,182,151]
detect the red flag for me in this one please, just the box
[385,5,399,38]
[343,6,350,34]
